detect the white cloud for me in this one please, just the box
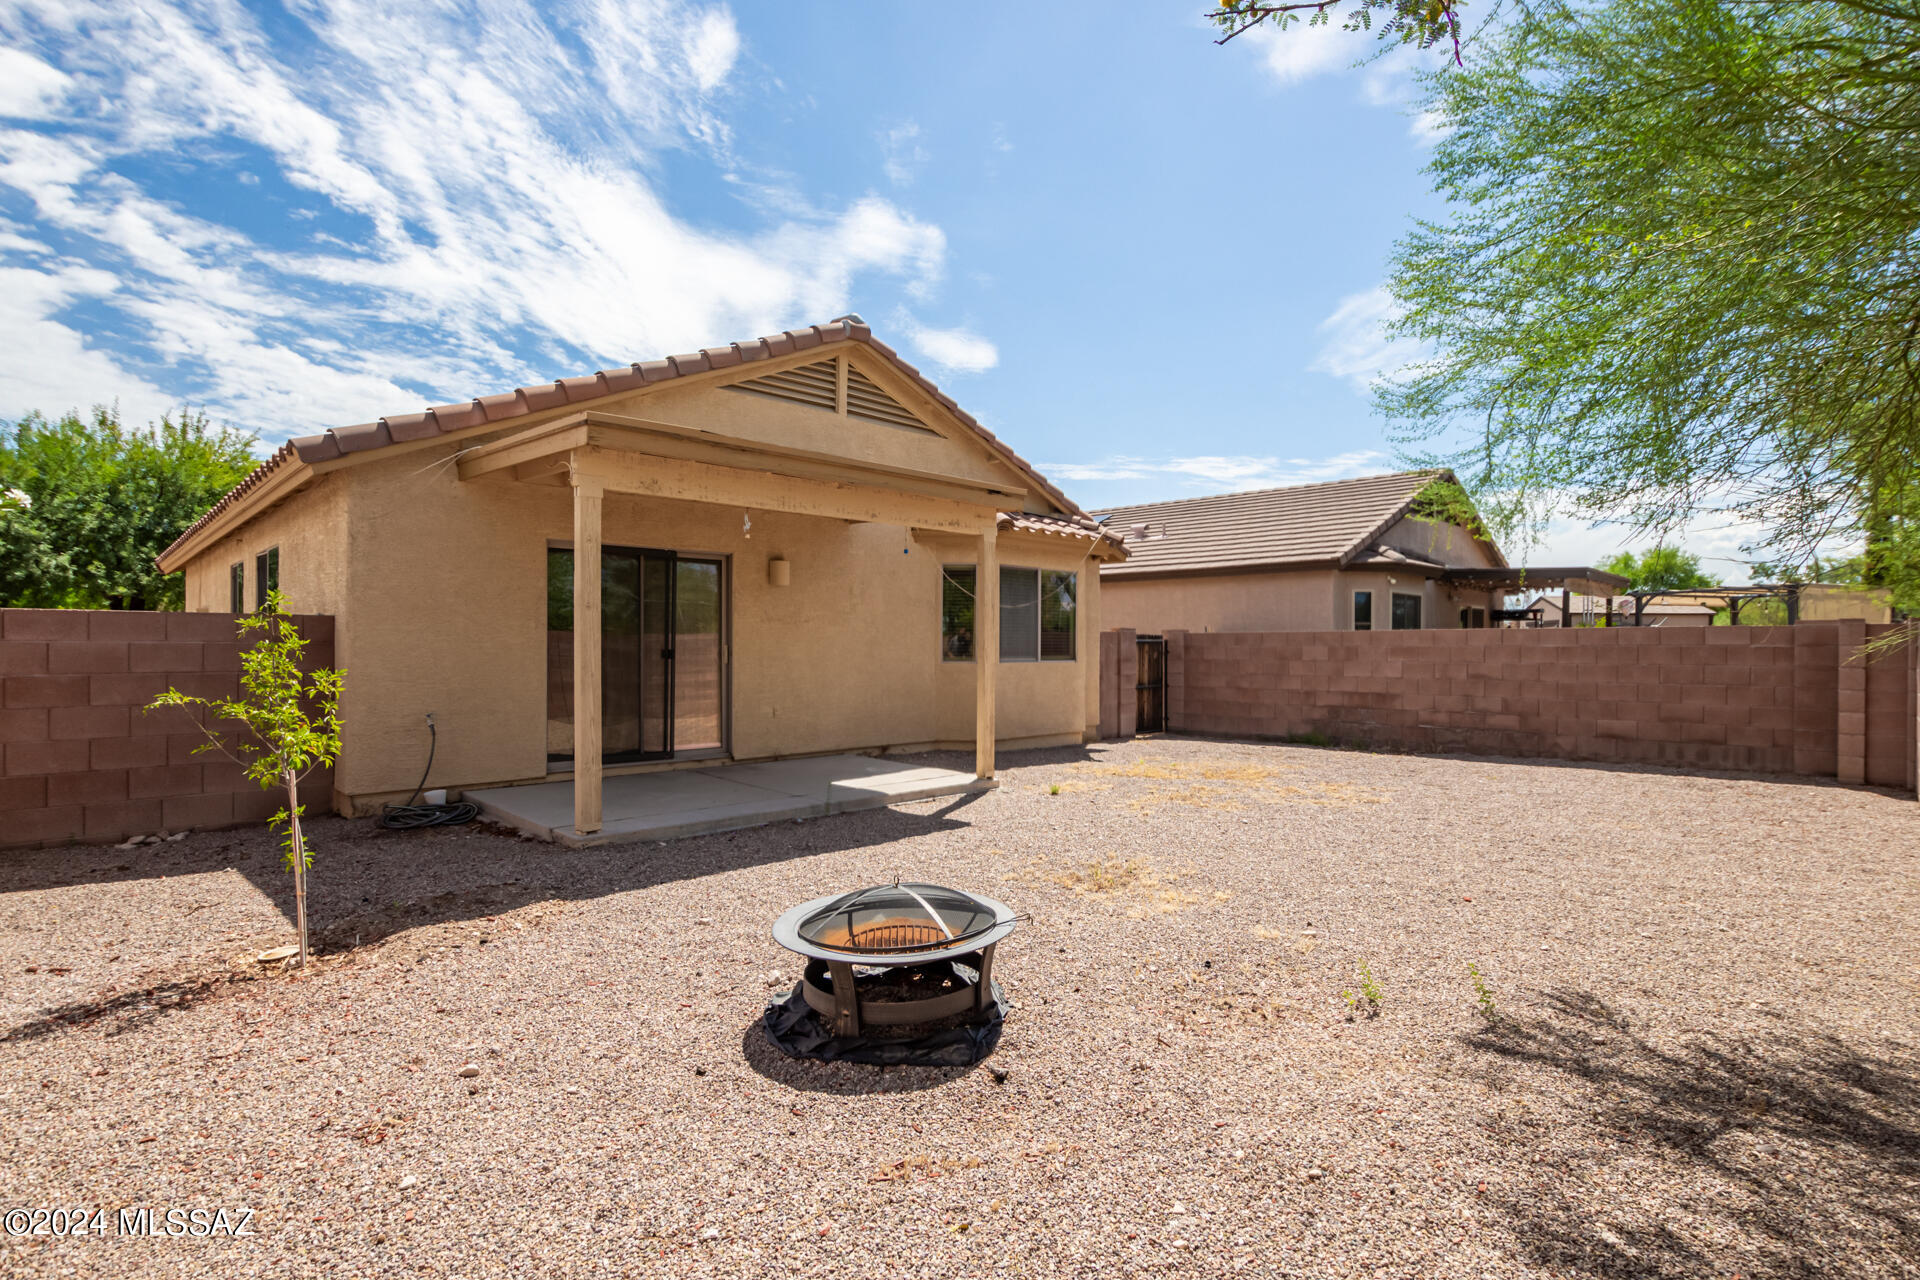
[903,319,997,374]
[1045,450,1391,492]
[0,48,71,120]
[880,120,928,187]
[686,9,742,93]
[1243,19,1351,84]
[0,264,175,427]
[1310,285,1427,391]
[0,0,949,441]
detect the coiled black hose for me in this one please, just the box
[379,716,481,829]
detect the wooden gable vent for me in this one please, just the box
[728,358,838,411]
[846,364,936,434]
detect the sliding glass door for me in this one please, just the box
[547,547,725,766]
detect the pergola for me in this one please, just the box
[1441,566,1632,627]
[457,409,1022,835]
[1621,584,1808,625]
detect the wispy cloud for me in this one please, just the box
[1240,24,1452,143]
[880,120,929,187]
[901,316,997,374]
[1310,286,1427,392]
[1045,450,1391,492]
[0,0,950,439]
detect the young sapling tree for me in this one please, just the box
[148,591,343,967]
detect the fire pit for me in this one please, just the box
[762,881,1017,1066]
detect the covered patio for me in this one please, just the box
[456,408,1018,838]
[464,752,988,847]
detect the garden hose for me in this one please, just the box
[378,715,481,830]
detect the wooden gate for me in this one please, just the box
[1135,634,1166,733]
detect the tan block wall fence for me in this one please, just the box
[1102,623,1917,794]
[0,609,336,849]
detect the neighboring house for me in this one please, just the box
[1093,471,1622,634]
[1523,592,1715,627]
[156,317,1125,832]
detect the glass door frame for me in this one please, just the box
[546,542,731,770]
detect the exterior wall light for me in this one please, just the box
[768,555,791,587]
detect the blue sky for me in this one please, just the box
[0,1,1761,575]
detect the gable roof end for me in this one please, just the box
[159,317,1124,567]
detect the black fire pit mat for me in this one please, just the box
[761,982,1007,1067]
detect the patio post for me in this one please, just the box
[975,523,999,779]
[572,475,604,834]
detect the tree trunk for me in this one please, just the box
[287,770,308,968]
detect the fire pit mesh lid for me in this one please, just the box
[796,882,998,955]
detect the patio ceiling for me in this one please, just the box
[1442,566,1630,596]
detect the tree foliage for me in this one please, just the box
[1379,0,1920,613]
[1599,546,1716,592]
[148,595,343,967]
[1209,0,1466,61]
[0,406,258,610]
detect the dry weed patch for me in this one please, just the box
[1003,854,1207,917]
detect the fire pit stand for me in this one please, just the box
[764,883,1018,1066]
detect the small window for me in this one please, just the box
[1000,567,1040,662]
[1459,607,1471,630]
[1471,607,1487,629]
[254,547,279,610]
[1391,592,1422,630]
[1353,590,1373,631]
[229,562,245,613]
[1040,570,1076,660]
[940,566,975,661]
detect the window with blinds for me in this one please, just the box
[997,567,1076,662]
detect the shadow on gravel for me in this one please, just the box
[1463,989,1920,1278]
[736,1019,981,1096]
[1,973,257,1044]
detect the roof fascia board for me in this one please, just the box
[1099,558,1347,581]
[156,458,314,573]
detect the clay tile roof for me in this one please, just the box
[1091,471,1450,578]
[160,317,1113,568]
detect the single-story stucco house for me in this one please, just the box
[1521,592,1716,628]
[1092,471,1625,635]
[156,317,1126,835]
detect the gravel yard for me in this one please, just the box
[3,737,1917,1279]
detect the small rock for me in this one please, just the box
[456,1063,481,1078]
[989,1067,1009,1084]
[1305,1168,1326,1180]
[699,1227,720,1242]
[694,917,713,926]
[693,1066,707,1077]
[398,1175,417,1190]
[166,831,188,842]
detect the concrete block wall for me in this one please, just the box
[0,610,336,849]
[1104,622,1914,791]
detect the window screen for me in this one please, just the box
[1353,590,1373,631]
[941,566,975,661]
[1391,592,1422,630]
[254,547,279,610]
[1040,570,1076,660]
[229,562,244,613]
[1000,567,1039,661]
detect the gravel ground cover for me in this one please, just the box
[2,737,1916,1279]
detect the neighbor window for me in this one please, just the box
[1353,590,1373,631]
[998,567,1077,662]
[254,547,279,610]
[1391,592,1422,630]
[941,566,975,661]
[1471,607,1487,629]
[229,562,245,613]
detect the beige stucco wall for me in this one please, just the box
[183,475,350,618]
[175,360,1102,810]
[1099,512,1503,634]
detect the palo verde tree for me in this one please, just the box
[1375,0,1920,614]
[1209,0,1470,61]
[149,593,343,967]
[0,406,258,610]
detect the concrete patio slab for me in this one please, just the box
[464,754,991,847]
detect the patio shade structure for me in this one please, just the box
[458,409,1022,835]
[1441,566,1632,627]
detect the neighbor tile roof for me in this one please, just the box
[159,317,1121,566]
[1091,470,1447,577]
